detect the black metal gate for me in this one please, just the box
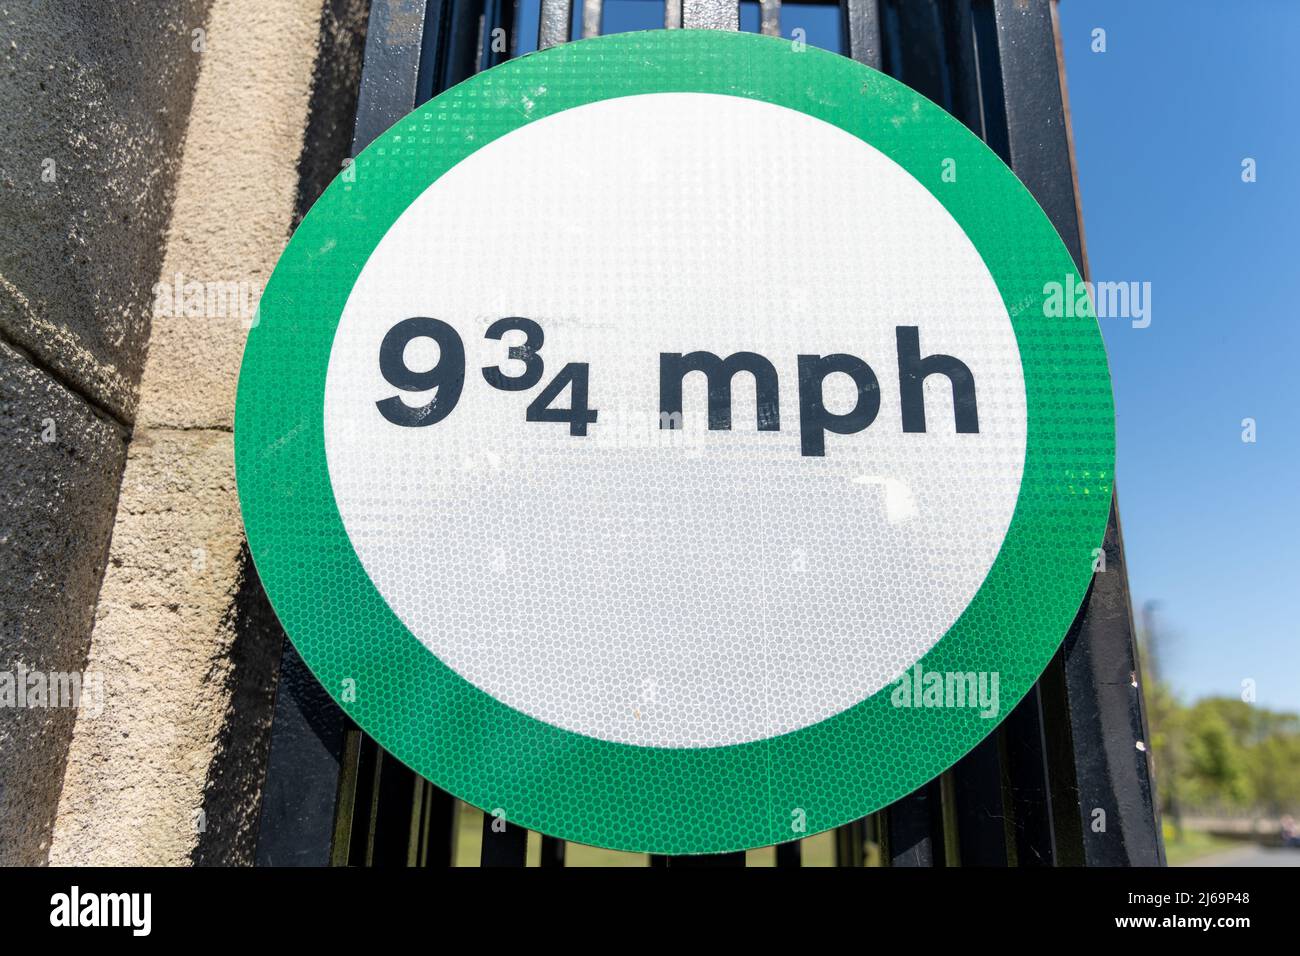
[253,0,1164,867]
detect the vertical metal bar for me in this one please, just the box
[984,0,1162,868]
[938,770,963,864]
[839,0,883,70]
[1001,685,1058,865]
[365,751,426,865]
[759,0,780,37]
[968,0,1010,160]
[353,0,442,153]
[984,0,1083,266]
[582,0,603,38]
[408,776,428,865]
[328,729,365,865]
[665,0,683,29]
[481,0,516,71]
[865,812,882,865]
[414,782,458,866]
[1050,502,1165,865]
[538,0,572,48]
[881,778,945,866]
[682,0,739,31]
[834,818,866,867]
[346,734,382,864]
[441,0,487,88]
[539,834,567,867]
[775,840,802,868]
[338,738,379,863]
[878,0,948,108]
[951,734,1010,865]
[254,644,352,865]
[938,0,985,136]
[1038,644,1084,865]
[480,811,530,866]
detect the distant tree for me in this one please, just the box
[1247,711,1300,817]
[1182,701,1253,808]
[1138,611,1300,825]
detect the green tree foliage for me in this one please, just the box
[1146,689,1300,817]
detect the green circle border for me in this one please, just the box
[236,30,1114,854]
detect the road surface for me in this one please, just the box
[1188,845,1300,867]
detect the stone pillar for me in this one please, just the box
[0,0,211,866]
[46,0,368,865]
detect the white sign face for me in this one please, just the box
[323,93,1026,748]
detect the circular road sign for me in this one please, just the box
[236,29,1115,855]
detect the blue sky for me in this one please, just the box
[1058,0,1299,711]
[516,0,842,52]
[515,2,1298,710]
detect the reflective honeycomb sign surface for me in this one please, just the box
[235,30,1114,854]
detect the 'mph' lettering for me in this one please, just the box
[659,327,979,457]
